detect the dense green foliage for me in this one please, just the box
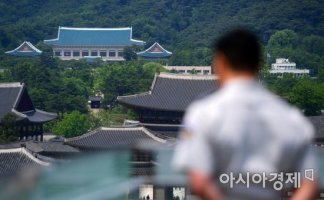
[0,0,323,65]
[290,79,324,116]
[0,57,90,113]
[52,111,94,138]
[263,75,324,116]
[266,29,324,74]
[0,113,18,143]
[94,61,160,103]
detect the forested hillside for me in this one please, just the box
[0,0,323,65]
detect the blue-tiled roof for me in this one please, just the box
[44,27,144,46]
[137,42,172,59]
[5,41,42,57]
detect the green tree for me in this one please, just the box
[268,29,298,50]
[289,79,324,116]
[52,111,92,138]
[123,46,138,61]
[143,62,166,76]
[0,113,18,143]
[95,62,154,103]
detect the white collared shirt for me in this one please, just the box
[172,78,316,199]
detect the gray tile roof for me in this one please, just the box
[0,83,22,119]
[0,82,57,123]
[36,142,79,153]
[0,148,49,177]
[117,73,218,112]
[65,127,168,150]
[308,115,324,140]
[123,121,181,139]
[89,96,102,101]
[0,141,79,154]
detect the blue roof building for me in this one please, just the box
[137,42,172,59]
[44,27,144,61]
[5,41,42,57]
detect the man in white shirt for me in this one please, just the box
[172,29,318,200]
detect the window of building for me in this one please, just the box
[82,51,89,57]
[100,51,107,57]
[91,51,98,56]
[54,51,61,56]
[109,50,116,57]
[203,70,210,74]
[73,51,80,57]
[64,51,71,57]
[117,50,124,57]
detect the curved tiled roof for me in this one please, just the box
[0,82,57,123]
[65,127,167,150]
[0,148,49,177]
[137,42,172,58]
[44,27,144,46]
[5,41,42,57]
[0,141,79,154]
[117,73,218,111]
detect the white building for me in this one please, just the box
[270,58,309,77]
[164,66,212,75]
[44,27,144,61]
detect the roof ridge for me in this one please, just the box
[60,27,132,31]
[0,82,23,87]
[65,127,101,143]
[66,126,167,144]
[140,123,184,127]
[12,83,27,110]
[66,127,145,143]
[137,42,172,55]
[34,109,58,116]
[0,148,50,166]
[117,91,151,99]
[158,72,217,80]
[141,127,167,143]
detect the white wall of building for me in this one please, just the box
[52,47,125,61]
[270,58,309,77]
[164,66,212,75]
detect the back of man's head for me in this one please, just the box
[213,29,261,74]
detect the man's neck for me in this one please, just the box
[220,72,256,87]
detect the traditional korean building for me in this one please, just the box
[65,127,169,151]
[5,41,42,57]
[118,73,217,125]
[44,27,144,61]
[65,127,172,177]
[0,82,57,141]
[137,42,172,59]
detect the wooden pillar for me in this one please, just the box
[40,124,43,141]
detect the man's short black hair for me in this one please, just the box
[213,29,261,73]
